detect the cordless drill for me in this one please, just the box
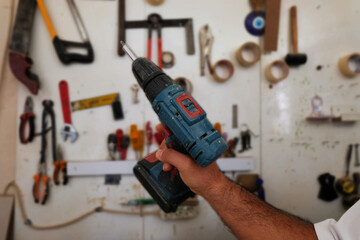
[121,42,228,213]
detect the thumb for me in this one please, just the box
[156,148,197,172]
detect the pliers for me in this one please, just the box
[33,100,56,205]
[147,14,163,68]
[53,146,68,185]
[19,96,35,144]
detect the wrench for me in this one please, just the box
[59,80,78,142]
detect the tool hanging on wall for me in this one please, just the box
[199,25,234,82]
[306,95,335,120]
[19,96,35,144]
[238,124,258,153]
[59,80,78,143]
[224,138,239,158]
[355,144,360,167]
[118,129,130,160]
[317,173,338,202]
[232,104,238,129]
[245,0,265,36]
[118,0,195,63]
[71,93,124,120]
[162,51,175,68]
[36,0,94,64]
[131,84,140,104]
[9,0,40,94]
[107,133,117,160]
[105,134,121,185]
[33,100,56,205]
[284,6,307,67]
[264,0,281,51]
[336,144,356,196]
[338,53,360,77]
[53,146,68,185]
[130,124,141,159]
[342,172,360,208]
[236,42,261,67]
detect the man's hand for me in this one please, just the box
[155,124,228,198]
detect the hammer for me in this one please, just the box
[285,6,307,66]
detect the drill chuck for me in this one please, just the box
[132,58,173,102]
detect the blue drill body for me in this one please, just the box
[153,84,228,167]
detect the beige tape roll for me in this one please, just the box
[146,0,165,6]
[338,53,360,77]
[265,60,289,83]
[236,42,261,67]
[174,77,193,93]
[212,60,235,82]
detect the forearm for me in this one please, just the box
[202,176,318,240]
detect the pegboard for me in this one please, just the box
[11,0,360,239]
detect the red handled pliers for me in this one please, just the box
[147,14,163,68]
[19,96,35,144]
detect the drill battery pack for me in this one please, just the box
[133,153,194,213]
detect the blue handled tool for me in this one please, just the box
[121,42,228,213]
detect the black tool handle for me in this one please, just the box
[19,114,35,144]
[53,37,94,64]
[346,144,353,176]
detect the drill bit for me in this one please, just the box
[120,41,137,61]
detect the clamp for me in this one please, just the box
[33,100,56,205]
[19,96,35,144]
[199,25,234,82]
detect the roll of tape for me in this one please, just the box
[146,0,165,6]
[174,77,193,93]
[236,42,261,67]
[338,53,360,77]
[162,51,175,68]
[265,60,289,83]
[212,60,235,82]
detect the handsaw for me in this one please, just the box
[9,0,40,95]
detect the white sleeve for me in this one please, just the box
[314,201,360,240]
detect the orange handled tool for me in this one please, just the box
[36,0,94,64]
[130,125,141,159]
[33,165,50,205]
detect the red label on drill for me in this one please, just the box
[175,94,204,119]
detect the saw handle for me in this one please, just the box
[53,37,94,64]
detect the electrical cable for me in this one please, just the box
[3,181,160,230]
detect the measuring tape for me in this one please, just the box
[71,93,119,112]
